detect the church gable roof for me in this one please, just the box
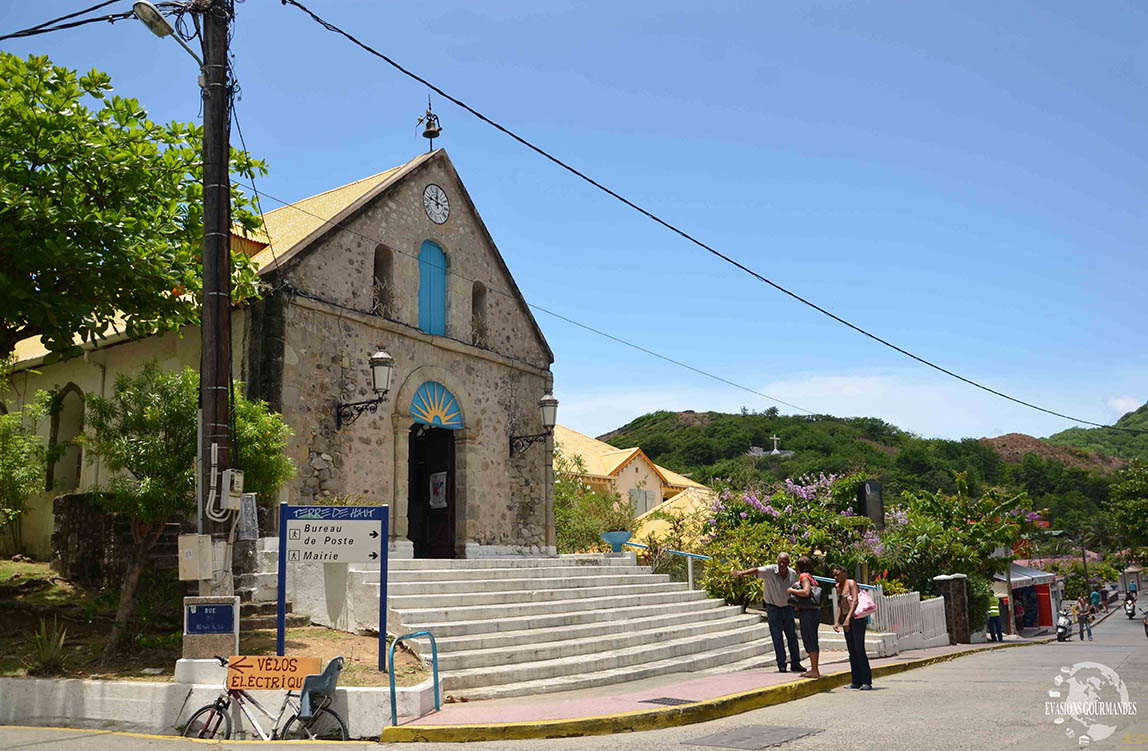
[246,150,553,364]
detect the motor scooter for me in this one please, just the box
[1127,599,1137,619]
[1056,609,1073,642]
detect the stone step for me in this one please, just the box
[436,612,762,671]
[360,565,656,584]
[386,580,684,609]
[447,636,781,700]
[387,554,635,571]
[237,572,279,602]
[440,620,767,691]
[241,600,293,617]
[241,612,310,629]
[409,604,746,654]
[392,587,710,624]
[399,597,726,638]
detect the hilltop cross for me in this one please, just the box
[770,435,781,455]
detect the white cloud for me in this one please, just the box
[556,369,1134,441]
[1106,395,1142,417]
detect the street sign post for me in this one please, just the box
[277,503,389,670]
[227,655,321,691]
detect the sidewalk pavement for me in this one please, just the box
[384,631,1054,741]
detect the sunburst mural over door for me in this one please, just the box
[409,381,463,429]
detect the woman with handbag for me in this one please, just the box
[787,556,822,678]
[832,563,874,690]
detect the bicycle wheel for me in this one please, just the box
[280,707,348,740]
[182,704,232,739]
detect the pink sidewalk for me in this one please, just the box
[397,636,1049,727]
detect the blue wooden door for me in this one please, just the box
[418,241,447,335]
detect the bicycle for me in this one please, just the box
[181,655,348,740]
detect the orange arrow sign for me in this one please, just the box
[226,656,321,691]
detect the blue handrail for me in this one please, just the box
[622,541,879,590]
[388,631,440,727]
[623,540,710,560]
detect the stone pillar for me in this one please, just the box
[391,414,414,552]
[934,573,970,644]
[454,427,478,558]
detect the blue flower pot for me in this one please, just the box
[600,531,632,553]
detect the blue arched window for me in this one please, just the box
[418,241,447,335]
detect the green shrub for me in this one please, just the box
[25,617,68,675]
[554,446,635,553]
[701,521,785,607]
[966,573,993,631]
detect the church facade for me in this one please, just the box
[4,150,557,558]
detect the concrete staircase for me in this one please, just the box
[236,538,309,630]
[361,554,783,700]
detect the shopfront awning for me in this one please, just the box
[994,562,1055,588]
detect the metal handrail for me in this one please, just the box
[622,541,879,591]
[388,631,440,727]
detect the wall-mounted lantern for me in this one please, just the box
[509,394,558,456]
[336,350,395,429]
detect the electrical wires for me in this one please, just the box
[277,0,1144,436]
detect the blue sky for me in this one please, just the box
[4,1,1146,440]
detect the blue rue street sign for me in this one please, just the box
[186,603,236,635]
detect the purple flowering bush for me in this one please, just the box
[699,472,878,604]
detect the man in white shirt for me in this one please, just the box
[735,552,805,673]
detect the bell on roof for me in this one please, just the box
[417,97,442,151]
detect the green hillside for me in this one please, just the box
[601,409,1117,534]
[1045,401,1148,461]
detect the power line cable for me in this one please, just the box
[277,0,1139,435]
[0,9,135,41]
[25,0,121,31]
[234,179,814,415]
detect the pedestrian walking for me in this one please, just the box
[1014,599,1025,634]
[734,552,805,674]
[832,563,873,690]
[986,597,1003,642]
[787,556,822,678]
[1076,594,1093,641]
[1091,586,1103,613]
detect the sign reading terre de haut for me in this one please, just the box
[284,505,384,563]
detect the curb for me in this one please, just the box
[380,639,1050,742]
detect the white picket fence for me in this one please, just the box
[868,590,950,652]
[920,596,948,643]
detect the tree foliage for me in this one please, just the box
[1109,460,1148,549]
[0,52,265,362]
[1045,402,1148,461]
[876,473,1036,595]
[81,364,293,660]
[553,445,634,554]
[0,395,48,552]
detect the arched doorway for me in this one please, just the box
[406,381,463,559]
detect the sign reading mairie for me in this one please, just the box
[283,505,386,563]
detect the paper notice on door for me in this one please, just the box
[429,471,448,509]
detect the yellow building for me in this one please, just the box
[553,425,708,516]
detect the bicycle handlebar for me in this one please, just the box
[215,655,228,667]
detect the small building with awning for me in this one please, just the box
[994,562,1059,632]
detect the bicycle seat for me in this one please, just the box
[298,657,344,721]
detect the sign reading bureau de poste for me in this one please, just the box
[227,655,322,691]
[284,505,385,564]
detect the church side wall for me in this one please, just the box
[1,317,249,558]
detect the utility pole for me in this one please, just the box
[199,0,233,595]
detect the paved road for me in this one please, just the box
[2,608,1145,750]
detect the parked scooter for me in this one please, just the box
[1057,609,1073,642]
[1127,599,1137,619]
